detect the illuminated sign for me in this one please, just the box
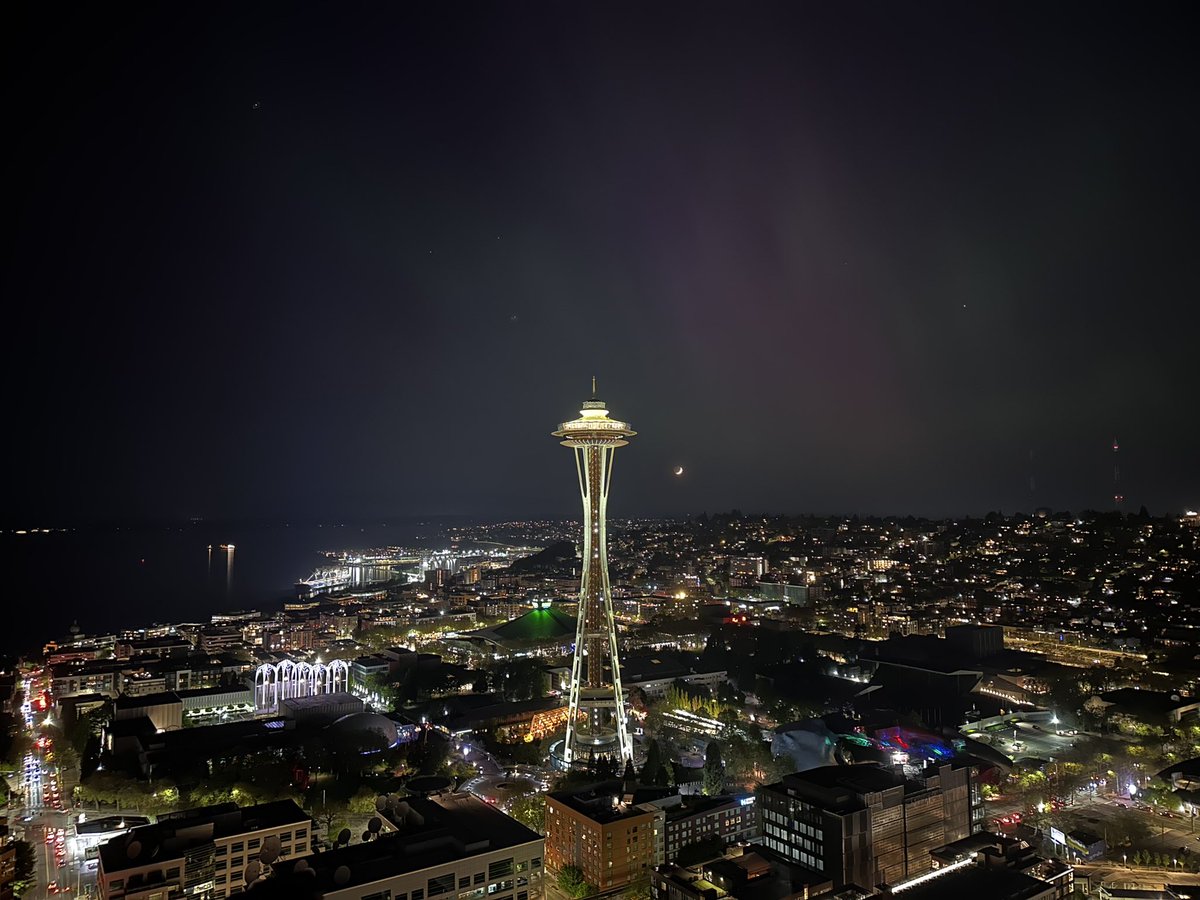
[739,797,755,807]
[1049,827,1065,845]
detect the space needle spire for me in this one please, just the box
[552,388,635,766]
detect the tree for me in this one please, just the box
[508,793,547,834]
[557,865,594,899]
[312,800,350,835]
[412,731,450,776]
[702,741,725,796]
[491,658,546,702]
[1083,696,1109,729]
[348,787,379,815]
[625,874,651,900]
[12,839,36,889]
[640,740,663,785]
[3,731,32,769]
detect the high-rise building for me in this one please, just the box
[552,388,636,766]
[758,763,975,890]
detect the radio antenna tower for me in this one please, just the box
[1112,438,1123,509]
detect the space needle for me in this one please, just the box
[552,381,635,767]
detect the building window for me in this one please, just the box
[460,878,471,889]
[248,838,261,849]
[474,874,486,885]
[414,889,425,900]
[489,860,514,880]
[167,867,180,879]
[233,842,244,853]
[362,892,393,900]
[429,874,456,896]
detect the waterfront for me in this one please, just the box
[3,518,461,654]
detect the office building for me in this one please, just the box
[657,795,759,861]
[269,792,543,900]
[98,800,311,899]
[758,763,975,889]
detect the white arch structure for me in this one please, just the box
[255,658,350,711]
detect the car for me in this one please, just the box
[47,881,59,894]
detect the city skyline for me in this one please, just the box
[5,5,1199,523]
[6,7,1200,900]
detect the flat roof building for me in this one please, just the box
[269,792,543,900]
[545,781,667,892]
[758,763,975,889]
[98,800,312,899]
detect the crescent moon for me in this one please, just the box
[673,466,685,476]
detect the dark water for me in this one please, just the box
[2,519,457,656]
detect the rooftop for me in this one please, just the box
[99,800,309,874]
[549,780,675,824]
[889,865,1055,900]
[771,764,910,813]
[490,607,577,642]
[621,651,720,684]
[115,691,181,708]
[270,793,540,894]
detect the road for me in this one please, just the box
[985,792,1200,868]
[15,670,93,898]
[1075,862,1200,888]
[451,738,503,777]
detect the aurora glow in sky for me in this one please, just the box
[5,4,1198,521]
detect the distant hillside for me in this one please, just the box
[508,540,576,574]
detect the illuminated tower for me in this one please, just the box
[553,384,635,766]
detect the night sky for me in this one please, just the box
[6,4,1199,523]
